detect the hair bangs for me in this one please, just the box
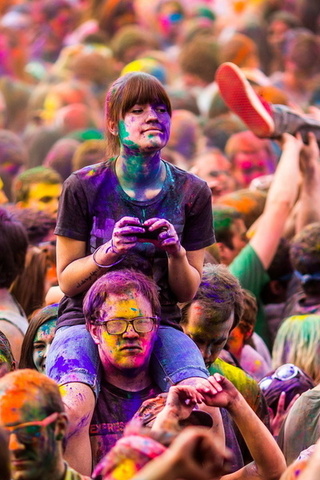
[119,73,172,117]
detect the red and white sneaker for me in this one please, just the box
[216,62,275,138]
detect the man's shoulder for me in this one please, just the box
[230,243,261,270]
[211,357,259,392]
[229,243,270,291]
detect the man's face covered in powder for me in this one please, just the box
[0,396,60,480]
[89,291,158,373]
[182,301,235,366]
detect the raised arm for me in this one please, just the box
[295,132,320,231]
[198,374,286,480]
[250,133,303,270]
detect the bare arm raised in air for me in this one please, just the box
[198,374,286,480]
[250,133,303,270]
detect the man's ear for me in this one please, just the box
[244,330,253,341]
[87,323,101,345]
[216,242,225,254]
[269,280,285,296]
[216,242,230,263]
[54,412,68,441]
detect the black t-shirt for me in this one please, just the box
[89,380,161,466]
[55,159,215,328]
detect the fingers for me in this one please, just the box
[112,217,182,253]
[195,374,224,401]
[115,216,141,228]
[167,385,204,407]
[276,391,286,415]
[112,217,144,252]
[142,218,181,252]
[143,218,175,237]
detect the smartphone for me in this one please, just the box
[136,227,165,240]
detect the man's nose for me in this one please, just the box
[122,322,139,337]
[203,346,213,364]
[9,433,26,451]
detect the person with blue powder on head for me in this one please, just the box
[46,71,214,475]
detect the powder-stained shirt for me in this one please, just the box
[230,244,270,346]
[55,159,214,328]
[90,380,161,467]
[278,389,320,465]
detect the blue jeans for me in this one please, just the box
[46,324,209,396]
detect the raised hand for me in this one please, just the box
[196,373,240,410]
[270,392,300,437]
[151,385,204,432]
[299,132,320,176]
[163,384,204,420]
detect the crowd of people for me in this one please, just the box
[1,0,320,479]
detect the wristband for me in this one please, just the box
[92,244,125,268]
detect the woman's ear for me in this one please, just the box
[107,120,118,136]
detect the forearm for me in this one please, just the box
[265,140,300,211]
[167,249,202,303]
[228,395,286,480]
[58,242,122,296]
[296,177,320,231]
[250,137,301,269]
[151,407,180,433]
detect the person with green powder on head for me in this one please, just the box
[46,71,214,475]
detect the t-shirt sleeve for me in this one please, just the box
[229,244,270,298]
[54,173,91,241]
[182,182,215,251]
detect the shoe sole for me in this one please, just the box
[216,62,275,137]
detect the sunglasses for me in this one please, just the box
[4,412,59,444]
[259,363,302,391]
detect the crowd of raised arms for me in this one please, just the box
[1,1,320,479]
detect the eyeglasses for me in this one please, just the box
[259,364,302,391]
[4,412,59,444]
[94,316,158,335]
